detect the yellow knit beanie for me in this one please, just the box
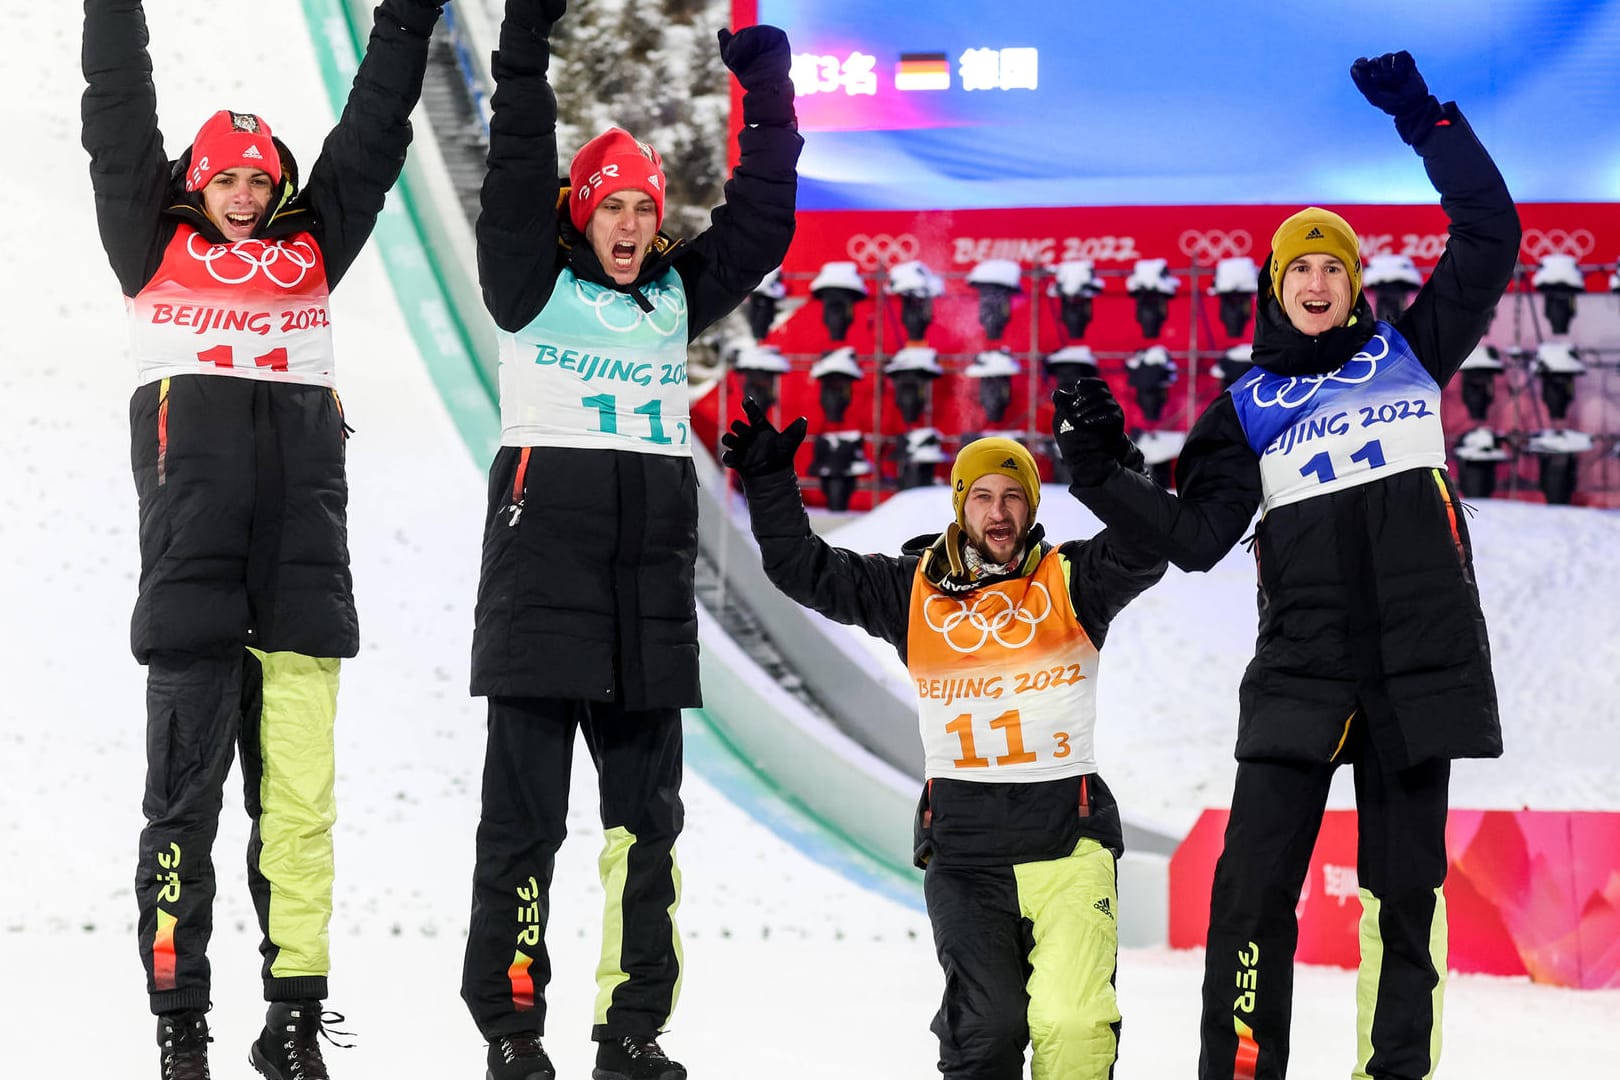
[1267,207,1363,304]
[950,437,1040,527]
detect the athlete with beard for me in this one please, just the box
[459,4,800,1079]
[81,1,447,1077]
[1051,51,1519,1080]
[721,409,1165,1080]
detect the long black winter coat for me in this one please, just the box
[1075,106,1518,770]
[468,13,801,707]
[83,0,440,661]
[739,466,1166,866]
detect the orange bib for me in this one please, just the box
[908,550,1099,783]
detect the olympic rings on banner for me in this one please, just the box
[1521,228,1595,261]
[1177,229,1254,263]
[846,233,920,270]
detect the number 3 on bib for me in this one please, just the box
[945,709,1069,769]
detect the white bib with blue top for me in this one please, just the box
[497,268,692,455]
[1229,323,1446,512]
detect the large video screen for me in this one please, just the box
[753,0,1620,209]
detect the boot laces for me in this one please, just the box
[621,1035,670,1062]
[498,1031,548,1063]
[277,1004,352,1080]
[160,1015,212,1080]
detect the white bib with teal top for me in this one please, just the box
[497,268,693,455]
[1229,322,1446,512]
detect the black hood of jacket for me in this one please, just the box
[1250,254,1378,378]
[161,136,305,244]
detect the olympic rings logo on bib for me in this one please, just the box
[923,584,1053,653]
[1248,334,1387,409]
[186,234,317,289]
[574,277,686,337]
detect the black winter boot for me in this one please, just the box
[592,1034,687,1080]
[250,1000,347,1079]
[486,1031,556,1080]
[156,1011,212,1080]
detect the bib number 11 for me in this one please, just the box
[582,393,687,446]
[945,708,1069,769]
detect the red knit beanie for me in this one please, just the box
[185,110,282,192]
[568,128,666,232]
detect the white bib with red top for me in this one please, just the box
[126,226,336,387]
[908,550,1100,783]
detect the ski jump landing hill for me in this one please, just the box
[300,0,1178,940]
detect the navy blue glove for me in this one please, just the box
[1052,377,1128,486]
[721,397,807,478]
[1351,51,1444,145]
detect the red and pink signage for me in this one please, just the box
[1170,808,1620,989]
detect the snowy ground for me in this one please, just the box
[2,3,1616,1077]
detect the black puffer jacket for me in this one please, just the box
[739,466,1166,866]
[1074,106,1519,769]
[83,0,442,661]
[468,6,801,706]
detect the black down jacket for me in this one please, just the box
[82,0,442,661]
[1073,106,1518,769]
[468,9,801,707]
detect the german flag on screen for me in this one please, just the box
[896,52,950,92]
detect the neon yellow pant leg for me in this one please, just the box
[252,649,340,979]
[1016,838,1122,1080]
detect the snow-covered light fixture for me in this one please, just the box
[1043,344,1098,388]
[1126,345,1177,422]
[1532,254,1585,335]
[884,345,944,425]
[1458,342,1505,421]
[1525,428,1595,506]
[897,427,947,490]
[809,431,872,512]
[885,259,947,344]
[1364,253,1424,321]
[1211,343,1254,392]
[1126,258,1180,339]
[810,346,863,424]
[733,342,791,408]
[967,259,1023,342]
[746,267,787,341]
[1453,426,1511,499]
[1135,429,1187,489]
[1534,341,1585,421]
[964,347,1022,425]
[1211,257,1259,338]
[810,261,869,342]
[1049,260,1104,340]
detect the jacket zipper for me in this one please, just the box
[156,378,171,487]
[507,447,531,527]
[1431,468,1466,568]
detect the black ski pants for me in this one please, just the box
[1198,737,1451,1080]
[462,696,684,1043]
[136,648,340,1015]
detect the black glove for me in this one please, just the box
[721,25,795,128]
[719,25,791,91]
[1052,377,1127,487]
[504,0,566,31]
[720,397,807,478]
[1351,50,1444,145]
